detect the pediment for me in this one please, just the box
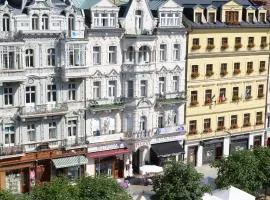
[223,0,242,7]
[137,99,152,108]
[107,69,119,77]
[92,0,119,10]
[0,1,14,11]
[171,65,184,73]
[193,5,204,10]
[159,0,182,10]
[159,66,168,74]
[246,5,255,10]
[258,6,266,11]
[206,5,217,10]
[92,70,104,78]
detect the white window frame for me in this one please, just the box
[173,76,179,92]
[68,14,75,31]
[1,46,22,70]
[68,83,76,101]
[25,49,34,68]
[140,116,147,131]
[68,120,77,137]
[41,14,49,30]
[92,118,100,136]
[4,125,15,146]
[138,46,150,64]
[160,44,167,61]
[47,48,55,66]
[47,84,57,103]
[108,80,116,98]
[32,14,39,30]
[25,86,35,104]
[93,81,101,99]
[108,46,117,64]
[27,124,36,142]
[126,46,134,63]
[49,121,57,139]
[135,10,142,32]
[93,46,101,65]
[173,44,180,61]
[140,80,147,97]
[4,87,13,106]
[68,44,86,67]
[160,12,180,26]
[2,14,10,32]
[159,77,165,94]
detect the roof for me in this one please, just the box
[72,0,100,9]
[212,186,255,200]
[52,156,88,168]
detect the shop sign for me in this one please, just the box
[88,143,126,153]
[156,125,185,135]
[134,141,150,151]
[151,135,184,144]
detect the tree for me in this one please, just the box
[0,190,17,200]
[212,149,264,196]
[27,176,79,200]
[153,161,210,200]
[77,176,131,200]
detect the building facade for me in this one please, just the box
[179,0,270,166]
[0,0,187,192]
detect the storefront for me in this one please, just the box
[52,156,87,181]
[230,135,249,154]
[202,139,223,165]
[253,135,262,147]
[87,143,130,178]
[150,141,185,166]
[187,146,198,166]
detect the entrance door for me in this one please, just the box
[187,146,197,166]
[116,159,124,178]
[132,150,140,174]
[215,144,223,160]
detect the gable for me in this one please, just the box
[223,0,242,8]
[92,0,118,9]
[159,0,182,10]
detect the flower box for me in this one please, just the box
[243,122,251,127]
[232,95,240,102]
[233,69,241,75]
[247,43,255,49]
[204,99,211,105]
[259,67,266,73]
[192,45,201,50]
[256,121,263,125]
[246,68,254,74]
[234,43,243,49]
[189,130,198,135]
[206,44,215,50]
[203,128,212,133]
[258,93,264,98]
[230,124,239,129]
[216,126,225,131]
[206,71,214,77]
[191,72,199,79]
[190,101,199,107]
[221,44,229,50]
[220,70,228,77]
[260,42,268,49]
[245,95,252,100]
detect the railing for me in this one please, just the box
[64,137,86,148]
[0,69,26,82]
[156,92,186,105]
[87,133,125,144]
[0,145,25,157]
[88,97,125,112]
[127,130,154,140]
[155,125,185,135]
[122,63,155,73]
[61,66,89,79]
[19,103,68,117]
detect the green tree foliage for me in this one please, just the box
[0,190,17,200]
[212,149,265,196]
[153,161,210,200]
[77,176,131,200]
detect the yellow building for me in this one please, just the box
[178,0,270,166]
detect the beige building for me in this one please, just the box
[177,0,270,166]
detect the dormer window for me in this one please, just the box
[42,14,49,30]
[32,14,39,30]
[93,13,116,27]
[2,14,10,32]
[195,12,202,23]
[225,11,239,24]
[160,12,180,26]
[68,14,75,31]
[248,13,254,23]
[259,12,266,23]
[208,12,215,23]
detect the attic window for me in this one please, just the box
[160,12,180,26]
[247,13,254,23]
[195,12,202,23]
[208,12,215,23]
[225,11,239,25]
[259,12,266,23]
[93,13,116,28]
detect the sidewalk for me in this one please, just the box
[196,165,218,189]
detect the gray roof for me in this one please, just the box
[72,0,100,9]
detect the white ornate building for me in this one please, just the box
[0,0,186,190]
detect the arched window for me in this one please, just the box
[47,48,55,66]
[32,14,39,30]
[135,10,142,33]
[140,116,147,131]
[68,14,75,31]
[126,46,134,63]
[3,14,10,31]
[138,46,150,63]
[25,49,34,67]
[42,14,49,30]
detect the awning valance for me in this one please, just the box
[88,148,129,159]
[151,141,184,157]
[52,156,88,169]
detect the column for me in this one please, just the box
[223,137,230,157]
[197,145,203,167]
[261,132,265,146]
[115,112,121,133]
[248,134,254,149]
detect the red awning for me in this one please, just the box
[88,148,129,159]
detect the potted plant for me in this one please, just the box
[243,122,251,127]
[206,44,215,50]
[204,99,211,105]
[230,124,239,129]
[245,95,252,100]
[247,43,255,49]
[234,43,243,49]
[232,95,240,102]
[191,72,199,79]
[233,69,241,75]
[256,120,263,125]
[259,67,266,73]
[192,45,201,50]
[203,128,212,133]
[216,126,225,131]
[246,68,254,74]
[220,70,228,77]
[190,101,199,107]
[221,44,229,50]
[206,71,214,77]
[189,129,198,135]
[258,93,264,98]
[260,42,268,49]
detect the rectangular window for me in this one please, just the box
[205,89,212,104]
[220,63,227,76]
[1,46,22,69]
[248,37,254,45]
[127,80,133,98]
[4,87,13,106]
[160,13,180,26]
[225,11,239,24]
[206,64,213,75]
[243,113,250,126]
[140,80,147,97]
[47,84,56,102]
[25,49,34,68]
[68,83,76,101]
[49,121,57,139]
[261,36,267,47]
[108,80,116,97]
[256,112,263,124]
[195,12,202,23]
[172,76,179,92]
[160,44,167,61]
[259,13,266,22]
[27,124,35,142]
[231,115,238,128]
[218,117,225,129]
[245,86,252,99]
[47,48,55,66]
[68,120,77,137]
[247,62,253,73]
[93,81,101,99]
[259,61,266,72]
[233,87,239,97]
[204,118,211,130]
[25,86,35,104]
[158,77,165,94]
[93,46,101,65]
[222,37,228,46]
[191,91,198,102]
[208,12,215,23]
[233,62,240,74]
[218,88,226,103]
[258,84,264,97]
[193,38,199,46]
[92,118,100,136]
[189,120,197,132]
[248,13,254,23]
[235,37,241,45]
[192,65,198,73]
[68,44,86,66]
[173,44,180,60]
[158,115,164,128]
[108,46,117,64]
[207,38,214,45]
[4,125,15,145]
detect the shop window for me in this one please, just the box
[254,136,262,147]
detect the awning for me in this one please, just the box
[151,141,184,157]
[52,156,88,169]
[88,148,129,159]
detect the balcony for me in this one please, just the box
[61,66,89,81]
[155,125,185,136]
[122,63,155,73]
[0,145,25,158]
[127,130,153,140]
[0,69,26,83]
[18,103,68,120]
[88,98,125,113]
[156,92,186,107]
[87,133,125,144]
[63,137,87,150]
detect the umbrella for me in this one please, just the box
[139,165,163,175]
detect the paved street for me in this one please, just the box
[196,165,218,189]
